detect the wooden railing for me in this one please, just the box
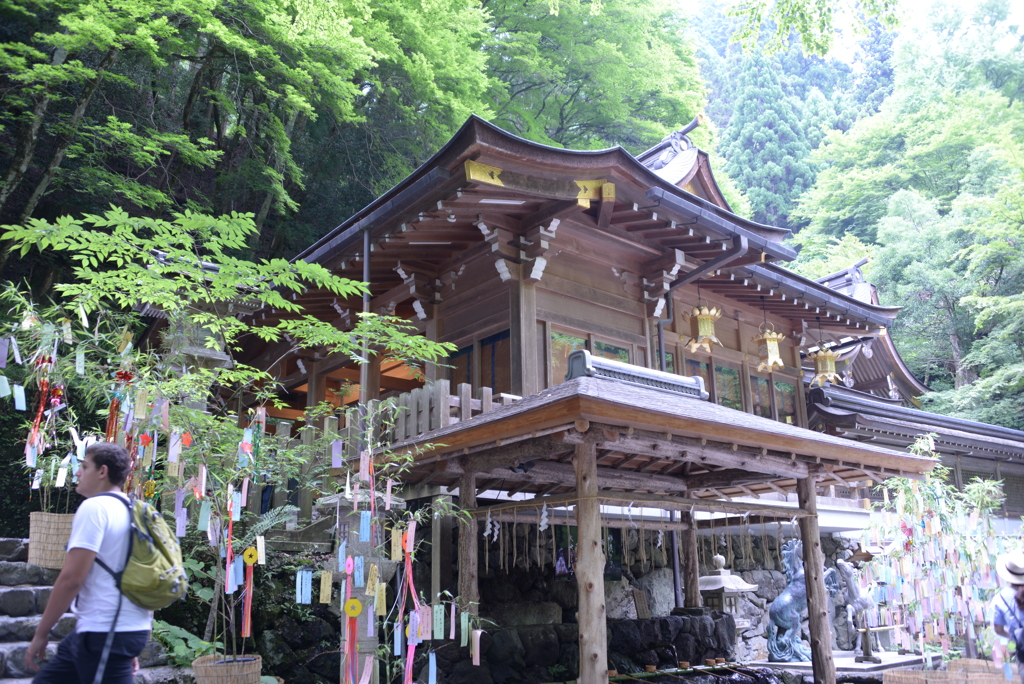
[391,380,521,444]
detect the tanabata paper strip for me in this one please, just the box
[420,605,432,641]
[296,570,303,603]
[385,478,393,510]
[365,564,378,596]
[429,652,437,684]
[358,656,373,684]
[234,556,244,588]
[460,611,469,647]
[241,564,254,637]
[471,630,483,666]
[0,376,9,397]
[394,619,404,656]
[13,384,25,411]
[174,489,186,537]
[367,608,374,637]
[197,501,211,532]
[10,337,21,364]
[359,511,371,542]
[332,440,343,468]
[232,492,242,521]
[450,604,456,640]
[0,337,7,368]
[31,469,42,489]
[168,433,181,463]
[376,583,387,616]
[354,556,364,588]
[433,604,444,638]
[75,350,84,375]
[320,571,333,603]
[359,450,370,482]
[338,539,347,568]
[302,569,313,604]
[408,610,421,646]
[405,521,417,552]
[391,528,403,561]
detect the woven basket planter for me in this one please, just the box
[27,512,74,569]
[191,655,262,684]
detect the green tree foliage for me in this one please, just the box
[483,0,705,151]
[719,51,814,227]
[791,0,1024,429]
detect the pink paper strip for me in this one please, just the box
[450,603,456,640]
[471,630,483,665]
[358,655,374,684]
[241,477,249,504]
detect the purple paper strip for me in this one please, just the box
[0,337,8,369]
[174,489,187,537]
[332,439,343,468]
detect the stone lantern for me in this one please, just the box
[699,554,758,633]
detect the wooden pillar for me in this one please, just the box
[271,421,292,509]
[574,439,607,684]
[431,495,453,602]
[680,511,702,608]
[797,477,836,684]
[457,471,479,615]
[424,305,442,382]
[510,267,540,397]
[299,361,326,522]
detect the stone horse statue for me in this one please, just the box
[836,558,877,653]
[767,540,839,662]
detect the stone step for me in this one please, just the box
[0,638,170,678]
[0,561,59,587]
[0,613,76,642]
[0,539,28,563]
[0,639,59,678]
[3,665,196,684]
[0,585,51,617]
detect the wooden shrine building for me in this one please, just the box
[238,116,938,684]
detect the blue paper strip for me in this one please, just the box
[338,539,347,567]
[354,556,364,588]
[359,510,371,542]
[232,492,242,521]
[198,501,211,531]
[13,384,25,411]
[302,569,312,604]
[296,570,303,603]
[429,652,437,684]
[394,619,404,656]
[234,557,244,587]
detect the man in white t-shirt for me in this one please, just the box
[25,442,152,684]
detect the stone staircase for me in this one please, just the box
[0,538,194,683]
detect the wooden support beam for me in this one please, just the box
[797,477,836,684]
[431,495,453,603]
[509,264,540,397]
[574,438,608,684]
[597,183,615,229]
[300,361,326,522]
[683,468,775,491]
[457,472,479,615]
[680,511,701,608]
[590,431,809,480]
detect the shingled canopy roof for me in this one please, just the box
[388,375,937,504]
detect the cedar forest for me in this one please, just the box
[1,0,1022,433]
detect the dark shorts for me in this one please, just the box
[33,630,149,684]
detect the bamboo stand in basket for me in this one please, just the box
[27,512,75,570]
[191,655,262,684]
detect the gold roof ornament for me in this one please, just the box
[752,324,786,373]
[807,316,842,387]
[808,347,842,387]
[685,287,723,354]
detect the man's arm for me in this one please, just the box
[24,548,96,672]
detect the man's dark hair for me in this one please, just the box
[85,442,132,487]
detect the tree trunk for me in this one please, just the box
[254,109,300,232]
[17,47,119,224]
[0,48,68,215]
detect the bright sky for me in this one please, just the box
[681,0,1024,65]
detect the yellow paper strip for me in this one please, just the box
[320,571,333,603]
[376,582,386,616]
[365,564,379,597]
[391,528,403,561]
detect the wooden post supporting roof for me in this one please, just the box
[797,477,836,684]
[574,437,608,684]
[300,362,326,521]
[510,265,540,397]
[457,471,480,615]
[680,511,701,608]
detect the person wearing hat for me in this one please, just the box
[994,550,1024,678]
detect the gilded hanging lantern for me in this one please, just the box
[752,323,785,372]
[808,347,842,387]
[686,303,723,354]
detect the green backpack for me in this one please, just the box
[93,492,189,610]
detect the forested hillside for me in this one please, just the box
[0,0,709,284]
[766,0,1024,428]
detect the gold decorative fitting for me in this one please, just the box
[808,347,842,387]
[686,303,723,354]
[752,323,785,372]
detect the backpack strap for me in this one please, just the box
[87,492,135,684]
[1002,593,1023,632]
